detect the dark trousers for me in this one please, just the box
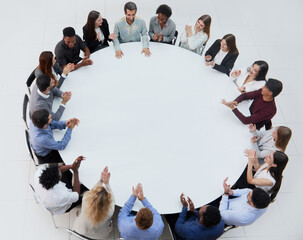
[35,150,63,165]
[256,120,272,130]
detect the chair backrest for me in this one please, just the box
[23,94,30,129]
[25,129,39,167]
[198,42,207,56]
[26,69,36,95]
[172,30,178,45]
[66,229,101,240]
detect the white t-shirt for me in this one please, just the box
[95,28,105,43]
[213,49,228,65]
[34,166,79,215]
[254,163,276,193]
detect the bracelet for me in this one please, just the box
[224,192,229,195]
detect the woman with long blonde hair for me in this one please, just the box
[73,166,115,239]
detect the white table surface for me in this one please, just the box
[55,42,251,214]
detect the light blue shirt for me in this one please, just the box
[118,195,164,240]
[29,120,72,156]
[113,17,149,51]
[219,188,267,226]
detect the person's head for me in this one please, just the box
[83,183,113,226]
[36,74,54,93]
[262,78,283,98]
[249,60,269,81]
[156,4,172,25]
[86,10,102,41]
[39,165,61,190]
[221,34,238,54]
[135,207,153,230]
[198,205,221,227]
[124,2,137,24]
[272,126,292,151]
[247,188,270,209]
[196,15,212,40]
[31,109,51,129]
[63,27,76,48]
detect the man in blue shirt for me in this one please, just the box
[118,183,164,239]
[219,177,270,226]
[174,193,224,240]
[29,109,79,164]
[113,1,151,58]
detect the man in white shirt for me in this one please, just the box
[219,177,270,226]
[34,156,86,214]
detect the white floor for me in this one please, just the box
[1,0,303,239]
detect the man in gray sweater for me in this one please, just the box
[29,74,71,121]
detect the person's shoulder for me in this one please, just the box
[167,18,176,26]
[150,15,157,21]
[55,39,65,50]
[116,17,126,24]
[82,24,88,32]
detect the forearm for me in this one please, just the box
[247,163,254,183]
[213,63,231,76]
[59,164,72,173]
[57,75,66,89]
[73,171,80,195]
[51,105,65,121]
[84,47,90,58]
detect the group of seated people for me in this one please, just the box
[26,1,293,240]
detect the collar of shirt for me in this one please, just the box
[154,17,169,28]
[37,88,49,98]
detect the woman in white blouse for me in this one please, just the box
[230,60,269,93]
[179,15,211,54]
[249,123,292,160]
[245,149,288,202]
[73,166,115,239]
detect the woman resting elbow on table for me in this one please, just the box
[245,149,288,202]
[73,167,115,239]
[179,14,211,54]
[204,34,239,76]
[230,60,269,93]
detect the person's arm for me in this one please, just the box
[162,21,176,43]
[141,20,149,49]
[187,31,208,50]
[232,108,273,125]
[174,206,190,237]
[113,22,121,51]
[54,43,67,69]
[39,128,72,150]
[213,53,238,76]
[148,17,155,40]
[51,87,63,98]
[205,39,220,59]
[70,156,85,195]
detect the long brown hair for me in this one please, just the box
[86,10,100,42]
[38,51,57,86]
[84,183,113,226]
[275,126,292,152]
[197,15,211,42]
[222,34,238,54]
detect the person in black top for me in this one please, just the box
[55,27,93,71]
[83,10,116,53]
[205,34,239,76]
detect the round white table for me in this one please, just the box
[55,42,251,214]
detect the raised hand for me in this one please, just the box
[180,193,188,207]
[61,91,72,104]
[187,196,195,212]
[71,155,86,172]
[223,177,233,195]
[248,124,256,133]
[101,166,111,184]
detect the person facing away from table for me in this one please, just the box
[230,60,269,93]
[219,178,270,226]
[34,156,87,215]
[29,109,79,164]
[83,10,117,53]
[205,34,239,76]
[73,166,115,239]
[174,193,224,240]
[34,51,74,89]
[148,4,176,44]
[55,27,93,70]
[249,123,292,160]
[221,78,283,130]
[29,74,71,121]
[113,1,151,59]
[179,15,212,54]
[244,149,288,202]
[118,183,164,239]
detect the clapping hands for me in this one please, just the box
[101,166,111,185]
[71,155,85,172]
[180,193,195,212]
[221,99,238,110]
[66,118,80,129]
[132,183,145,201]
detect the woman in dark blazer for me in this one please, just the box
[83,10,116,53]
[205,34,239,76]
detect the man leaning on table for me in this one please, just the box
[118,183,164,239]
[113,1,151,58]
[29,109,79,164]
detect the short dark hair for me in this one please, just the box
[39,166,61,190]
[124,1,137,13]
[36,74,51,92]
[135,207,153,230]
[63,27,75,37]
[202,205,221,227]
[251,188,270,209]
[266,78,283,98]
[253,60,269,81]
[32,109,50,129]
[156,4,172,18]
